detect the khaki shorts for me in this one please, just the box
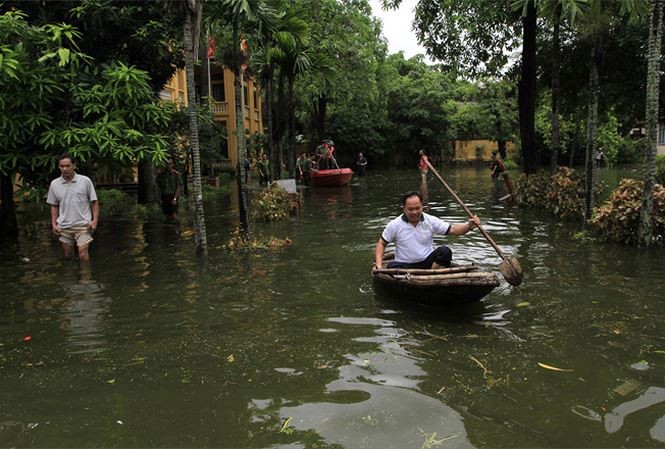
[59,224,93,247]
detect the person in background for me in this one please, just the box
[490,152,506,179]
[418,149,429,180]
[47,153,99,261]
[156,158,183,222]
[258,153,270,185]
[595,148,605,168]
[296,153,307,182]
[374,191,480,270]
[244,157,251,183]
[356,152,368,176]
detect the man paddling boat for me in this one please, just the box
[374,191,480,270]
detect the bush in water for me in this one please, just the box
[251,185,302,222]
[589,179,665,245]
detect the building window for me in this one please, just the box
[212,84,225,102]
[659,126,665,144]
[253,90,259,108]
[243,85,249,106]
[211,73,223,81]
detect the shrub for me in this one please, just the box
[514,167,601,220]
[514,171,550,208]
[547,166,586,220]
[615,137,644,165]
[588,179,665,245]
[97,188,134,218]
[251,184,302,222]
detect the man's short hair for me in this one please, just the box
[58,152,75,164]
[402,191,423,205]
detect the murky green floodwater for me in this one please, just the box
[1,167,664,448]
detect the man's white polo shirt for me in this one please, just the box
[47,173,98,228]
[381,213,451,263]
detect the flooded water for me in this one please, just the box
[1,167,664,448]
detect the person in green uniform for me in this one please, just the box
[258,153,270,185]
[156,158,183,221]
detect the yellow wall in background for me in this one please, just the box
[454,140,516,161]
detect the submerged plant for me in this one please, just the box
[226,227,292,250]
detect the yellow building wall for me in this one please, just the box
[160,66,264,172]
[454,140,516,161]
[207,67,263,170]
[159,69,188,105]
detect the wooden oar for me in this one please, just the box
[425,159,524,287]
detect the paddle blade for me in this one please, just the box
[499,257,523,286]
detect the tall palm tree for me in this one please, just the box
[182,0,208,252]
[252,1,308,181]
[639,0,664,245]
[274,33,312,174]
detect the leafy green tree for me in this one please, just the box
[0,9,173,233]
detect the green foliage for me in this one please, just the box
[0,9,173,194]
[615,137,645,165]
[503,158,519,170]
[657,155,665,185]
[595,111,622,165]
[202,184,231,201]
[96,188,135,218]
[251,184,302,222]
[589,179,665,245]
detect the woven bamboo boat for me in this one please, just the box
[372,257,499,305]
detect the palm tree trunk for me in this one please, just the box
[550,4,561,172]
[287,76,296,175]
[183,7,207,252]
[519,0,537,174]
[585,35,600,221]
[233,23,250,236]
[265,71,276,181]
[639,0,664,245]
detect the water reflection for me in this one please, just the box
[278,315,476,449]
[59,263,110,353]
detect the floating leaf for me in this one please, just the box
[538,362,573,372]
[226,354,235,363]
[516,301,530,308]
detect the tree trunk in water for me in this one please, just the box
[497,140,507,160]
[518,0,537,174]
[585,36,600,221]
[286,76,296,176]
[184,7,208,252]
[550,5,561,173]
[0,172,17,237]
[233,23,250,236]
[639,0,664,245]
[265,71,276,182]
[137,161,157,204]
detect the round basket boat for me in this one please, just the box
[372,256,499,305]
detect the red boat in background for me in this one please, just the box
[310,168,353,187]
